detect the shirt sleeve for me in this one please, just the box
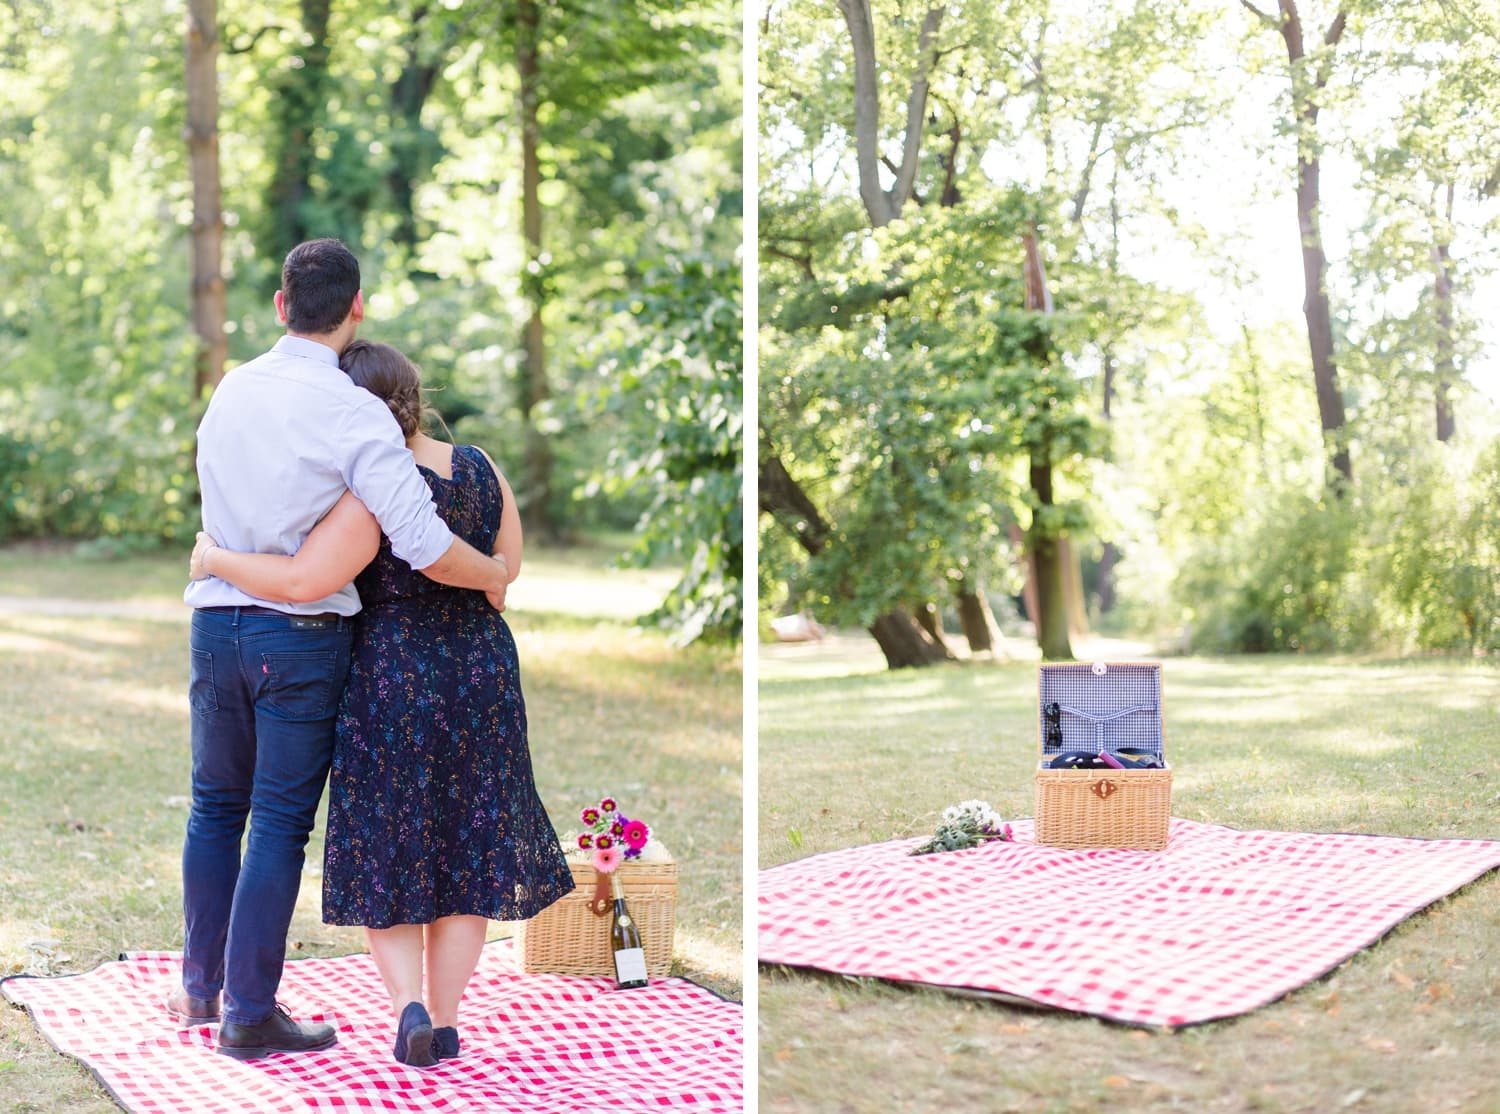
[338,398,455,569]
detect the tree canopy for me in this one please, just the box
[760,0,1500,664]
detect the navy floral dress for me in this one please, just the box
[322,444,575,929]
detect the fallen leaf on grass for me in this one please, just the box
[1425,982,1452,1002]
[1341,1087,1367,1108]
[1362,1038,1398,1055]
[774,1047,794,1062]
[999,1023,1030,1035]
[1102,1076,1130,1088]
[1389,969,1415,989]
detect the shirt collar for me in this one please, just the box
[272,334,342,367]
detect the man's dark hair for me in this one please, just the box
[280,239,361,334]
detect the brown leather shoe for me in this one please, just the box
[166,986,221,1025]
[217,1004,337,1060]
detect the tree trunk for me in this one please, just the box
[1095,543,1118,614]
[1022,226,1072,661]
[1029,450,1074,661]
[516,0,559,539]
[1009,521,1040,630]
[870,608,953,668]
[954,581,998,654]
[836,0,944,227]
[760,451,951,669]
[1433,181,1457,443]
[1276,0,1352,488]
[1062,536,1089,637]
[1294,134,1351,486]
[387,4,446,254]
[186,0,225,399]
[915,600,952,651]
[758,450,832,555]
[266,0,332,257]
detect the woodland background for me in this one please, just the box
[759,0,1500,665]
[0,0,742,643]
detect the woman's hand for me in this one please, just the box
[189,531,219,581]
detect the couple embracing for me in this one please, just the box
[172,238,574,1067]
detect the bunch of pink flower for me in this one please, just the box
[576,796,652,874]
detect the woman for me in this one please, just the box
[190,339,574,1067]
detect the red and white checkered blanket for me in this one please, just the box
[2,939,741,1112]
[759,818,1500,1027]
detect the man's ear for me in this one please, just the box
[273,290,288,325]
[350,290,365,324]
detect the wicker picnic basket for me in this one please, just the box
[1034,662,1171,851]
[513,842,677,978]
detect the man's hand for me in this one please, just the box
[189,531,219,581]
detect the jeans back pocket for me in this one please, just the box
[260,650,345,722]
[189,648,219,714]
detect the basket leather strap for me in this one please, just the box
[591,870,611,917]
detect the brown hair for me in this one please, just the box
[340,339,427,438]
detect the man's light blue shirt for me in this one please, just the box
[183,335,454,615]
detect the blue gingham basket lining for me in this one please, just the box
[1039,664,1163,757]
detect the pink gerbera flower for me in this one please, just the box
[595,834,613,850]
[581,807,600,826]
[600,797,617,813]
[623,820,650,851]
[592,846,623,873]
[578,833,594,850]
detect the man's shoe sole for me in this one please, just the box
[216,1034,338,1060]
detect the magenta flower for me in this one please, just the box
[1002,823,1014,841]
[600,797,618,813]
[596,834,613,850]
[611,819,625,837]
[592,846,623,873]
[623,820,650,851]
[581,807,600,826]
[578,833,594,850]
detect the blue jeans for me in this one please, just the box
[182,607,352,1025]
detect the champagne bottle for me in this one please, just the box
[610,870,649,989]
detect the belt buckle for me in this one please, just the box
[289,615,333,630]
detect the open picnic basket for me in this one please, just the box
[1034,662,1171,851]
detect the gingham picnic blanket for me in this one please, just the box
[758,818,1500,1028]
[2,939,742,1113]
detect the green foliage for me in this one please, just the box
[1368,438,1500,653]
[1176,490,1373,654]
[590,251,743,644]
[0,0,741,649]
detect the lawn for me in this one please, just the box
[759,640,1500,1114]
[0,542,740,1113]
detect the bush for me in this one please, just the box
[1176,491,1374,654]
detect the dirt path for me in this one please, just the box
[0,596,188,622]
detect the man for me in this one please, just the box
[172,239,509,1060]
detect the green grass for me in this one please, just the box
[760,646,1500,1114]
[0,543,739,1113]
